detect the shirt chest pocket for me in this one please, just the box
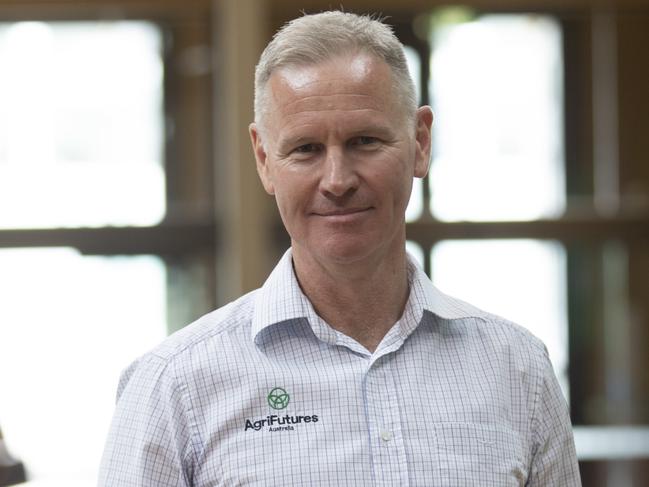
[433,422,528,487]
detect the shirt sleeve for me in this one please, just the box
[527,348,582,486]
[98,354,196,487]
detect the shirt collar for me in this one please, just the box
[252,248,482,345]
[406,254,485,322]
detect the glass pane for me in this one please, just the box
[405,240,424,269]
[404,46,424,222]
[431,239,569,397]
[406,178,423,222]
[403,45,422,105]
[0,21,165,229]
[573,426,649,461]
[429,14,564,221]
[0,248,167,482]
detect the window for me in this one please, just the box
[396,7,649,485]
[429,14,564,222]
[431,239,568,394]
[426,13,568,391]
[0,7,216,483]
[0,249,166,480]
[0,21,165,228]
[404,12,568,383]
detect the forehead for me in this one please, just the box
[266,54,400,119]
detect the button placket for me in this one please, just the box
[363,356,410,486]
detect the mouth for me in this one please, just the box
[312,207,373,220]
[317,208,369,216]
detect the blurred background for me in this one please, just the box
[0,0,647,485]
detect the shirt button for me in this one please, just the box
[380,430,393,442]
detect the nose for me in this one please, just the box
[319,147,359,198]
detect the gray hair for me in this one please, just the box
[254,11,417,134]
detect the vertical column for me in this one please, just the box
[591,10,620,216]
[212,0,275,305]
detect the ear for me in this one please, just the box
[413,106,433,178]
[249,123,275,195]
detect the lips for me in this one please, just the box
[311,207,373,224]
[314,207,370,217]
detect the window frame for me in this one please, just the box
[0,0,219,330]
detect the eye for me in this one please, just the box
[350,136,379,148]
[293,143,320,154]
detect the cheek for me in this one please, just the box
[401,177,414,204]
[273,179,306,218]
[372,162,413,207]
[274,192,292,220]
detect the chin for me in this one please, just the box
[292,224,402,265]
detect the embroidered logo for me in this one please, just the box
[243,387,320,432]
[267,387,290,410]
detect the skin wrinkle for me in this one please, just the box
[275,119,399,157]
[278,108,390,125]
[277,111,388,132]
[279,103,385,117]
[276,94,388,115]
[266,58,412,134]
[260,93,399,151]
[276,92,379,102]
[258,88,410,139]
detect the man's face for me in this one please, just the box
[250,53,432,266]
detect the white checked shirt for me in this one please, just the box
[98,249,581,486]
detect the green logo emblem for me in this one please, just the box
[267,387,290,410]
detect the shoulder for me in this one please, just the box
[155,289,258,359]
[476,308,548,361]
[411,261,548,366]
[476,310,551,385]
[429,288,546,347]
[116,289,259,399]
[424,290,550,375]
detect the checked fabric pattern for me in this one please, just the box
[98,249,581,486]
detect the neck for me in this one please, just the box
[292,240,410,353]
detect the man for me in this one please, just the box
[99,11,581,486]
